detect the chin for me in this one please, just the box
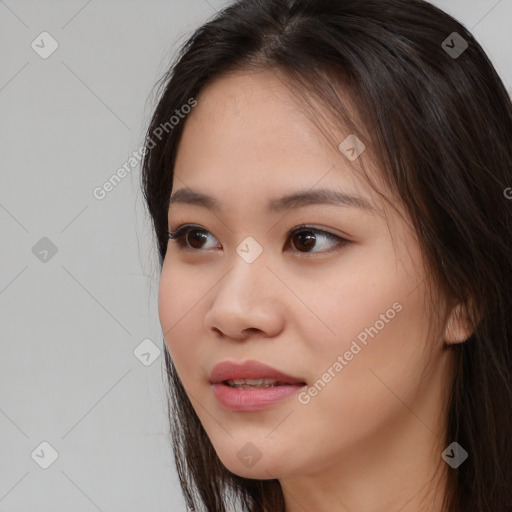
[215,449,286,480]
[226,464,281,480]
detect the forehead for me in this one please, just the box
[172,69,391,217]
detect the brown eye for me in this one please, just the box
[291,230,317,252]
[288,227,348,254]
[186,229,209,249]
[167,226,219,250]
[167,225,349,254]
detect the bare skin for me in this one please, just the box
[158,68,472,512]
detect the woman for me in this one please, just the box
[141,0,512,510]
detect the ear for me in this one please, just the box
[443,301,474,344]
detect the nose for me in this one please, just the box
[203,256,285,341]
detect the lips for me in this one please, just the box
[209,360,306,386]
[209,360,307,412]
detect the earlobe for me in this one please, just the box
[443,302,474,344]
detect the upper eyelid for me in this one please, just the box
[168,223,345,239]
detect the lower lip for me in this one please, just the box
[212,383,305,412]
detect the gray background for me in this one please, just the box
[0,1,510,511]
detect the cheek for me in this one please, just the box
[158,261,204,383]
[289,246,415,359]
[283,292,432,472]
[158,257,202,333]
[302,284,431,414]
[294,243,432,402]
[158,263,176,339]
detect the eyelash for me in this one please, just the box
[166,224,350,255]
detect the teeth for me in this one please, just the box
[225,378,286,389]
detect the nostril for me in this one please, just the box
[233,328,259,340]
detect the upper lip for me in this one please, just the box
[209,360,306,385]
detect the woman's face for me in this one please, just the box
[158,69,461,482]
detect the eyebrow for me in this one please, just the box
[168,187,375,214]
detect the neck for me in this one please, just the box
[280,398,451,512]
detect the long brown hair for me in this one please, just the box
[141,1,512,510]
